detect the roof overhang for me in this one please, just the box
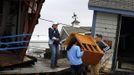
[89,5,134,17]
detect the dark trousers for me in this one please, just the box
[70,64,86,75]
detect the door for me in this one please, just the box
[116,16,134,71]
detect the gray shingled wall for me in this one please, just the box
[95,12,118,70]
[95,12,118,39]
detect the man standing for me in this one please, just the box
[90,34,110,75]
[48,22,60,68]
[95,34,110,52]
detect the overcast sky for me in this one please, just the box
[31,0,93,41]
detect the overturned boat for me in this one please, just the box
[0,0,45,68]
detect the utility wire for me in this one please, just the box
[39,18,91,31]
[39,18,71,26]
[32,35,48,37]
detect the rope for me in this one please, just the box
[39,18,91,31]
[39,18,72,26]
[0,46,28,51]
[0,34,31,51]
[0,41,30,45]
[0,34,32,39]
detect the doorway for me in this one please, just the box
[117,16,134,71]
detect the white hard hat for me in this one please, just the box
[53,22,59,25]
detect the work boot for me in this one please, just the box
[55,65,59,67]
[50,65,56,69]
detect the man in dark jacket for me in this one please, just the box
[90,34,110,75]
[95,34,110,52]
[48,23,60,68]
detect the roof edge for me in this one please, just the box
[88,5,134,17]
[62,26,69,36]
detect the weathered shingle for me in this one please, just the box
[89,0,134,12]
[63,26,91,35]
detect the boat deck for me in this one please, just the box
[0,58,69,75]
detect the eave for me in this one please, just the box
[89,5,134,17]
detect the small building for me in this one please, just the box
[60,26,91,42]
[60,13,91,42]
[89,0,134,72]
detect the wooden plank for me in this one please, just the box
[0,58,69,74]
[81,43,87,51]
[96,31,116,38]
[96,12,118,21]
[86,44,93,52]
[0,55,35,67]
[96,27,117,34]
[91,45,98,52]
[95,22,117,29]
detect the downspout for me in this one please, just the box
[91,11,96,37]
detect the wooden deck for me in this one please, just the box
[0,58,69,74]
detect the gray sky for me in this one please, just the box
[31,0,93,41]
